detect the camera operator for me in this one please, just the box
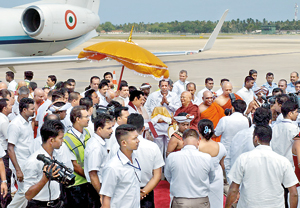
[23,120,65,208]
[245,87,269,117]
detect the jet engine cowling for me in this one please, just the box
[21,4,100,41]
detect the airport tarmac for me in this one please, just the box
[2,35,300,92]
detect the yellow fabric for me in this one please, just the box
[151,107,171,118]
[78,41,169,79]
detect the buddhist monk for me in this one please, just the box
[199,91,225,142]
[214,81,243,111]
[174,91,200,130]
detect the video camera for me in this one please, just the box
[91,104,115,123]
[261,95,271,109]
[288,92,300,110]
[224,93,236,116]
[37,154,75,186]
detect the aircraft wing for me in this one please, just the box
[0,10,228,71]
[153,9,229,57]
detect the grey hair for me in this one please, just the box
[18,86,30,95]
[180,70,188,76]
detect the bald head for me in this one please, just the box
[203,90,213,106]
[34,88,45,104]
[17,81,27,90]
[222,82,233,97]
[106,89,115,102]
[0,82,7,90]
[180,91,192,107]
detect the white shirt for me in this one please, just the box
[0,145,5,158]
[84,133,108,185]
[99,94,108,106]
[229,125,255,168]
[63,106,73,132]
[8,114,34,170]
[271,119,299,167]
[7,80,17,92]
[128,104,138,115]
[191,96,201,106]
[0,113,9,150]
[197,87,212,102]
[119,96,129,106]
[8,99,19,121]
[165,145,215,198]
[100,150,141,208]
[215,112,249,153]
[87,117,94,137]
[228,145,298,208]
[23,147,61,201]
[36,99,52,137]
[106,123,119,153]
[144,91,180,136]
[172,80,189,96]
[134,135,165,187]
[216,88,223,97]
[236,87,254,107]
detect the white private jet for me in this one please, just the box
[0,0,228,72]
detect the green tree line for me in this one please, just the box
[97,18,300,33]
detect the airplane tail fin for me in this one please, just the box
[65,0,100,13]
[200,9,229,52]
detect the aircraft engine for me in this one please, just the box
[21,4,100,41]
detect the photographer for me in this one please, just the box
[24,120,65,208]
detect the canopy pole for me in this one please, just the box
[117,65,125,90]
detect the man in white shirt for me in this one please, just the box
[186,82,201,106]
[272,94,290,125]
[226,125,298,208]
[236,76,255,108]
[108,106,129,158]
[165,129,215,208]
[230,107,272,169]
[6,71,17,93]
[118,83,130,106]
[61,105,100,207]
[46,75,57,90]
[81,76,101,98]
[0,99,12,206]
[24,120,65,207]
[0,144,8,202]
[9,86,30,121]
[144,79,181,158]
[101,124,141,208]
[215,78,229,97]
[84,114,114,198]
[127,114,165,207]
[128,90,144,115]
[63,92,82,131]
[214,100,249,176]
[7,98,35,208]
[271,100,300,167]
[99,81,109,106]
[262,72,278,93]
[172,70,189,97]
[287,71,299,93]
[278,79,288,94]
[197,77,214,102]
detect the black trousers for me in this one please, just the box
[62,183,100,208]
[0,151,12,208]
[26,199,63,208]
[141,189,155,208]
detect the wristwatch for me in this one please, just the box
[1,180,7,183]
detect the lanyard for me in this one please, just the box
[117,152,141,170]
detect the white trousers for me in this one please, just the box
[153,135,169,160]
[7,170,27,208]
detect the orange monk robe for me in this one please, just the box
[174,102,200,130]
[220,93,243,111]
[200,102,225,142]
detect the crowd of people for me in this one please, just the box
[0,68,299,208]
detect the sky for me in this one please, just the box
[1,0,299,24]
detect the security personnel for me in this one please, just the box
[60,106,100,208]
